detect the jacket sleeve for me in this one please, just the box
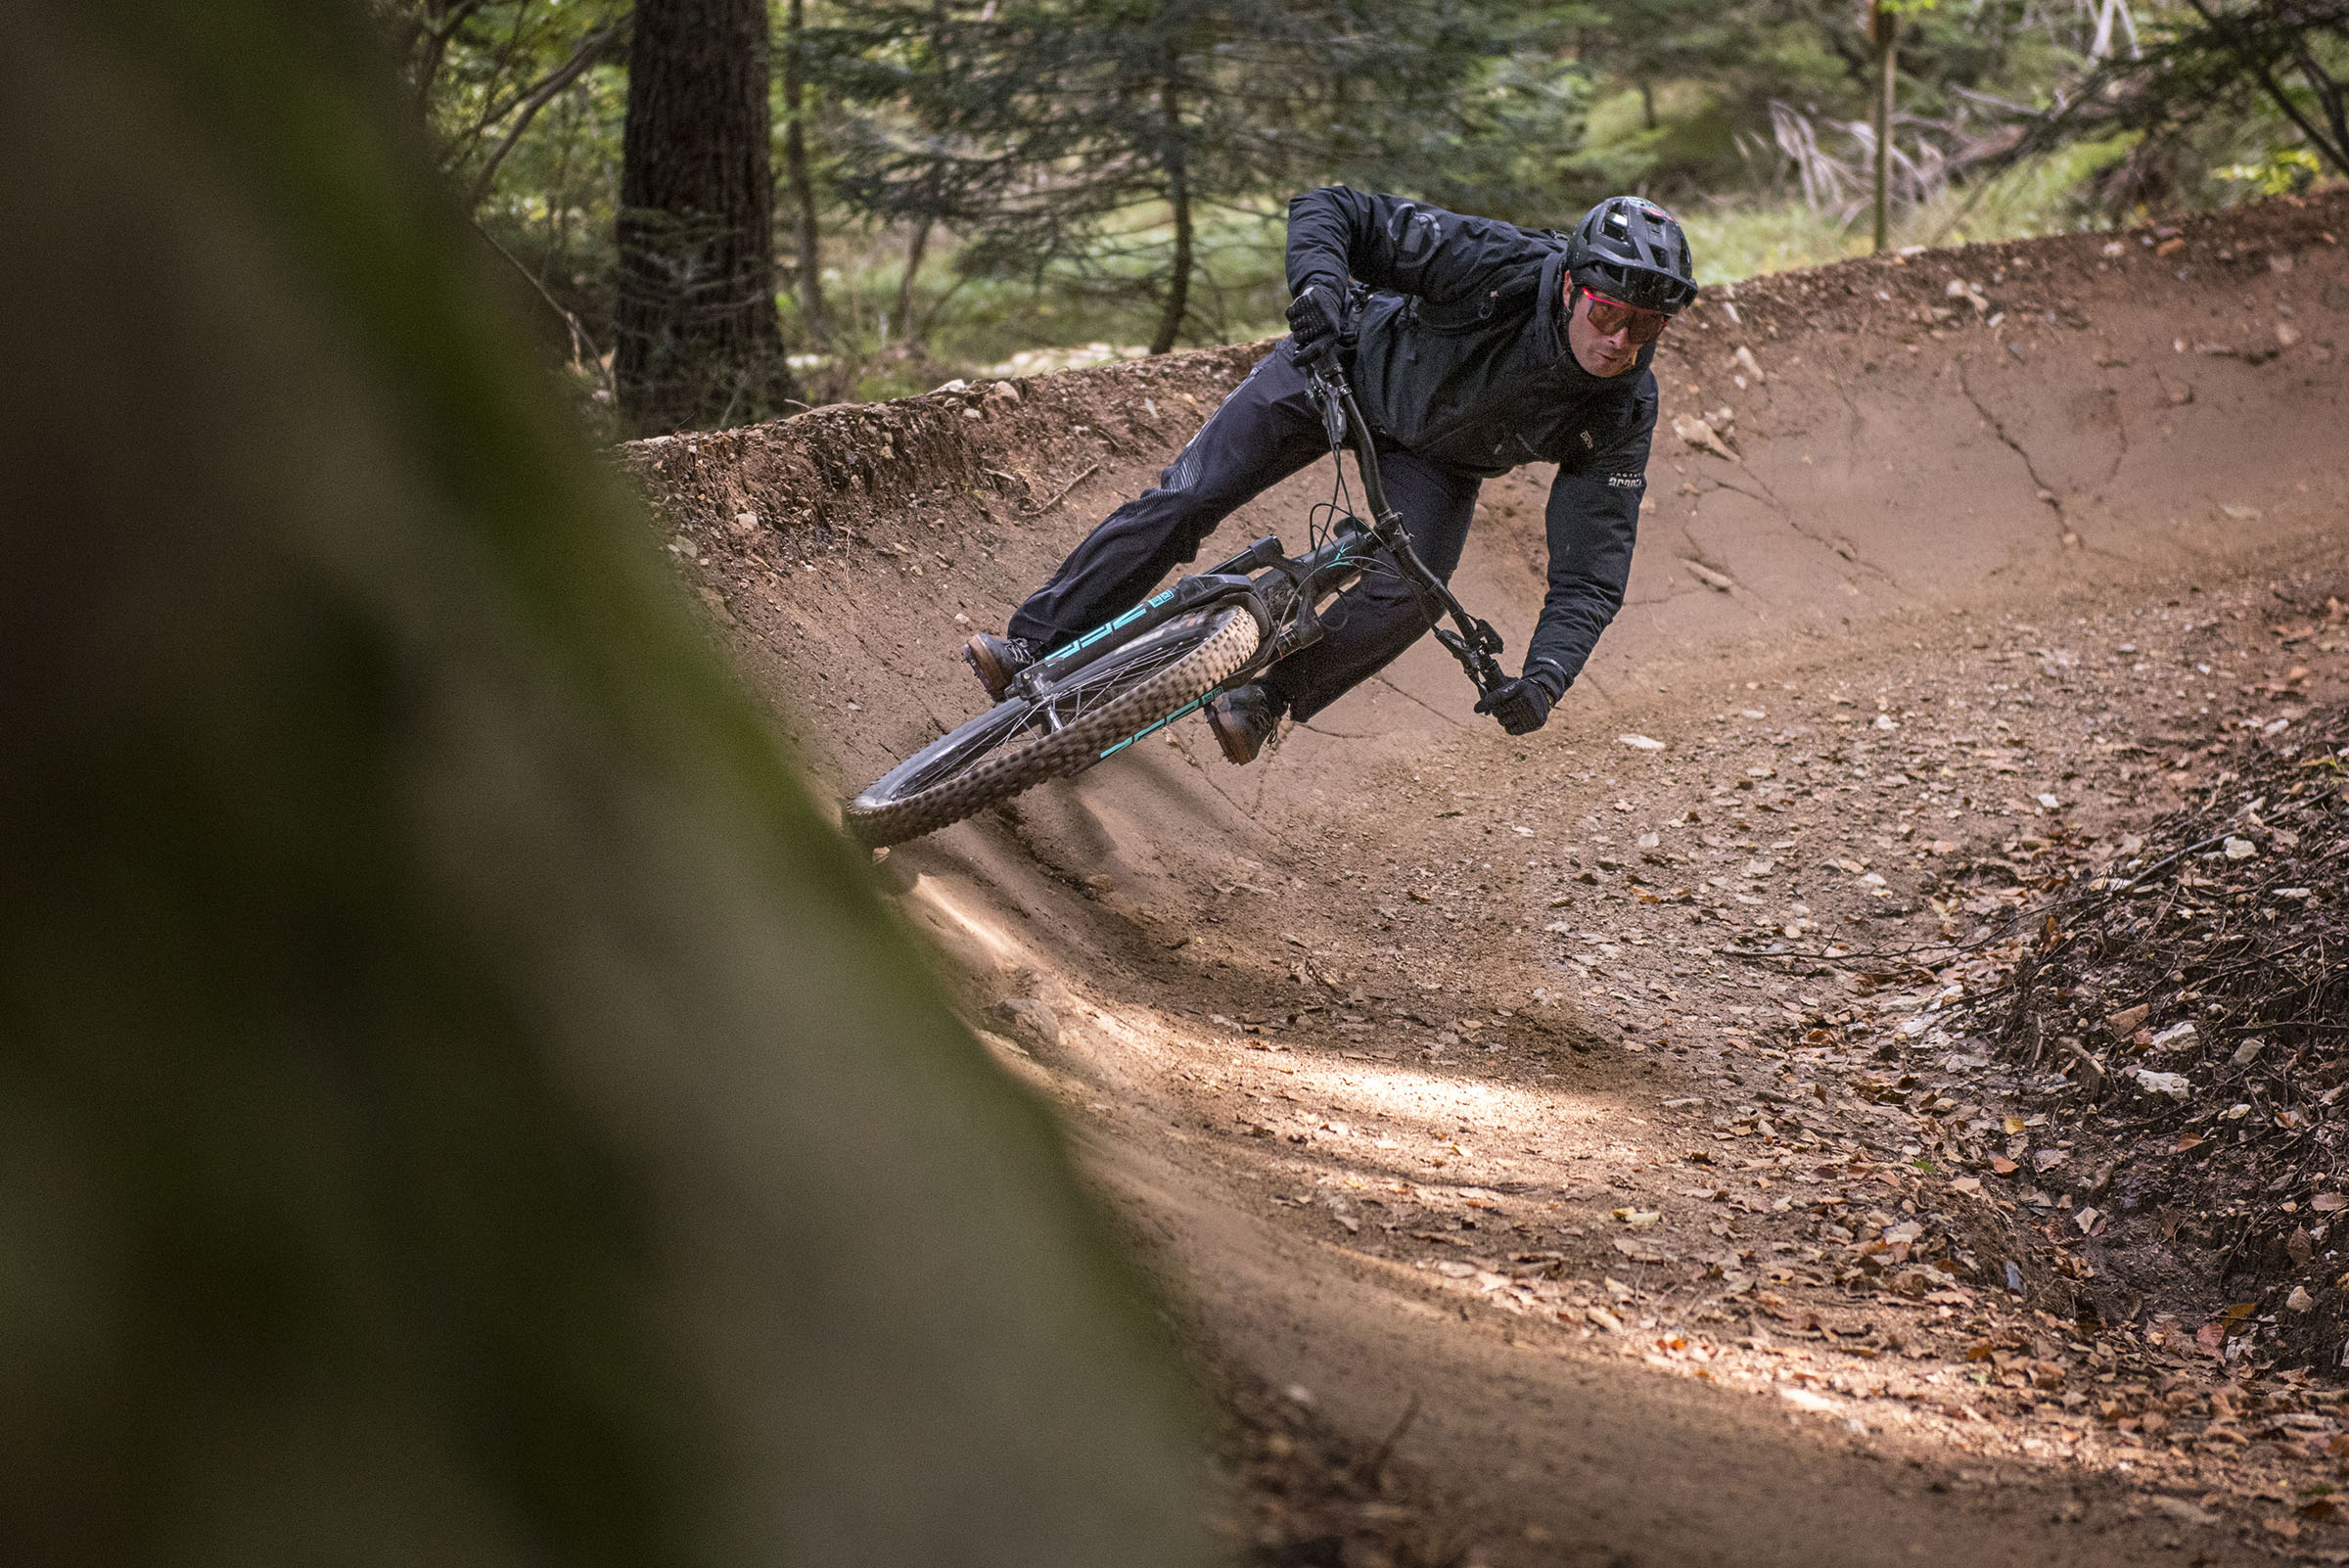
[1523,384,1654,695]
[1285,186,1506,306]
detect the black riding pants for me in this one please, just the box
[1005,341,1483,723]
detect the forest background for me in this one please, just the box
[382,0,2349,435]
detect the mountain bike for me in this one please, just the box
[842,361,1509,848]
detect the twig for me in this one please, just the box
[464,9,632,208]
[1018,462,1100,516]
[2059,1039,2108,1096]
[474,221,616,405]
[1363,1391,1421,1488]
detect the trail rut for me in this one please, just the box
[630,194,2349,1565]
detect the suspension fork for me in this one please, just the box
[1308,367,1508,696]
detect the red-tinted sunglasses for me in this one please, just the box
[1580,289,1673,345]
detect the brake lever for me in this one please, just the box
[1314,374,1347,450]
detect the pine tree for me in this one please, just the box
[828,0,1569,353]
[613,0,803,433]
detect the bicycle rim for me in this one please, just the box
[843,604,1261,847]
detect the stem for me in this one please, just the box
[415,0,489,107]
[1873,4,1896,254]
[896,216,932,346]
[2286,24,2349,175]
[2183,0,2349,178]
[784,0,827,340]
[465,10,630,210]
[475,220,617,404]
[1149,72,1191,357]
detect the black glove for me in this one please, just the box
[1285,282,1350,367]
[1474,661,1566,736]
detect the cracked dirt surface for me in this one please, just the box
[627,193,2349,1565]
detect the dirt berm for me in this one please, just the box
[628,195,2349,1566]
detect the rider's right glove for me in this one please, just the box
[1285,282,1351,369]
[1474,659,1567,737]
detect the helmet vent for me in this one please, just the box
[1572,194,1698,316]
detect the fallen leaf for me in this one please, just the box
[1990,1156,2018,1175]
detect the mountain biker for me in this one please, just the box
[962,187,1696,763]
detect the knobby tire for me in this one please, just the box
[844,604,1261,848]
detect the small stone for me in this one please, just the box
[2288,1285,2315,1314]
[989,996,1062,1049]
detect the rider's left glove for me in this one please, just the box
[1474,660,1566,736]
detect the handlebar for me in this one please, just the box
[1303,362,1509,696]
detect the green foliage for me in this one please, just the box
[820,0,1579,346]
[2082,0,2349,181]
[1680,130,2139,280]
[375,0,633,207]
[390,0,2349,403]
[2219,144,2329,194]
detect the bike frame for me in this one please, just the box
[1301,362,1509,695]
[1006,359,1508,741]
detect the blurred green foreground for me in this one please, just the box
[0,4,1208,1563]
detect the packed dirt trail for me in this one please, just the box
[629,193,2349,1566]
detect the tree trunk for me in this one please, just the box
[1639,77,1657,130]
[1148,74,1191,357]
[613,0,799,434]
[896,216,932,346]
[1870,3,1896,254]
[784,0,827,342]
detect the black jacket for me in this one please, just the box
[1285,185,1655,694]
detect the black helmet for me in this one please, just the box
[1568,197,1697,315]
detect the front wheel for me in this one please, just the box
[843,603,1262,848]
